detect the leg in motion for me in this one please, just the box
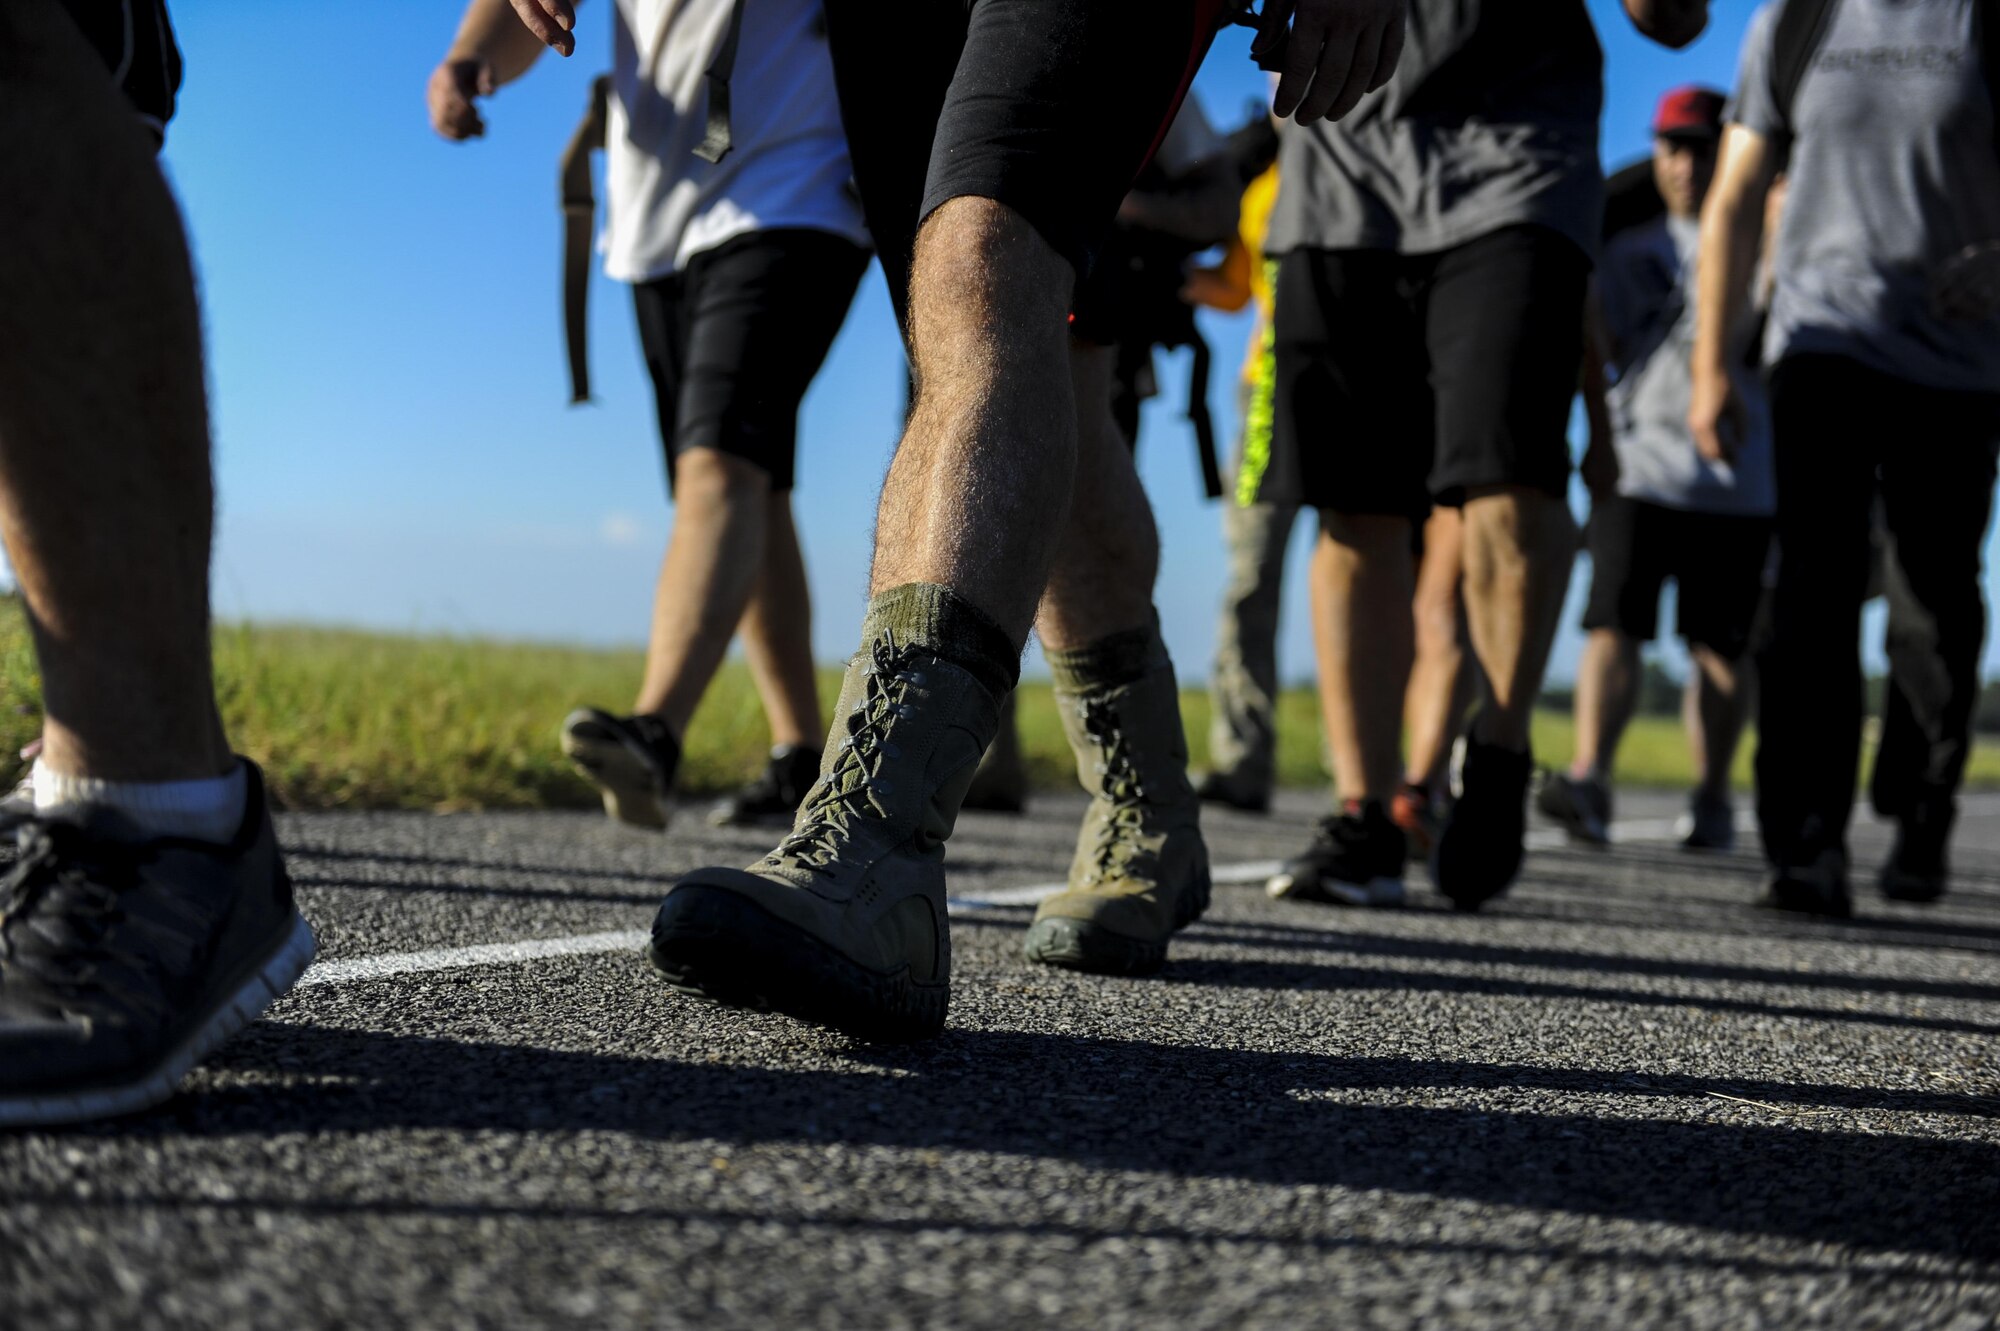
[0,0,312,1127]
[1397,505,1470,853]
[1679,642,1749,850]
[1422,226,1588,910]
[650,199,1076,1038]
[1200,439,1298,813]
[1021,342,1211,974]
[709,494,831,827]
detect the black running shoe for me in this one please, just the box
[709,744,822,828]
[1434,731,1534,911]
[1763,846,1853,919]
[1880,799,1953,904]
[1266,801,1407,907]
[561,708,680,831]
[1535,772,1611,847]
[1677,789,1737,853]
[0,762,315,1127]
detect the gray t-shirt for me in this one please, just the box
[1732,0,2000,391]
[1600,214,1776,516]
[1265,0,1604,259]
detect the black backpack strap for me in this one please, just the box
[560,75,612,405]
[1770,0,1839,145]
[692,0,749,164]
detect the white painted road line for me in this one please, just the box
[292,814,1732,991]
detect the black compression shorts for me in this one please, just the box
[824,0,1228,327]
[632,229,869,495]
[59,0,182,138]
[1261,225,1587,515]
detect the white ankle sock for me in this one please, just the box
[32,759,248,845]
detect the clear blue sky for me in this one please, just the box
[143,1,1926,684]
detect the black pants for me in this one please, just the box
[1758,354,2000,867]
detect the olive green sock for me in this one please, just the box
[1046,617,1169,693]
[862,583,1020,699]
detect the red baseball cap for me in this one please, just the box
[1653,86,1726,141]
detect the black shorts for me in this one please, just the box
[1583,495,1772,659]
[632,229,868,495]
[1261,225,1587,515]
[59,0,182,138]
[824,0,1227,326]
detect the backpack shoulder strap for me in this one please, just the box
[1771,0,1840,131]
[560,75,613,406]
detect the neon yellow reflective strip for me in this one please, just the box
[1235,259,1281,508]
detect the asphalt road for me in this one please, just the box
[4,788,1999,1329]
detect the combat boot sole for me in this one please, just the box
[561,714,673,831]
[1019,861,1212,976]
[649,882,947,1040]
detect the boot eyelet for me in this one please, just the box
[904,671,927,686]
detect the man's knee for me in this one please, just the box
[1320,509,1413,560]
[672,447,773,509]
[909,197,1075,346]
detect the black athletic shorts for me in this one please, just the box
[1583,495,1773,659]
[823,0,1228,327]
[59,0,182,138]
[632,229,869,495]
[1260,225,1588,515]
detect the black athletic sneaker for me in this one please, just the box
[1677,789,1737,853]
[0,762,316,1127]
[561,708,680,831]
[709,744,822,828]
[1434,731,1534,912]
[1266,801,1407,907]
[1880,800,1954,904]
[1763,846,1853,919]
[1535,772,1611,847]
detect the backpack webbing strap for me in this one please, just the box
[561,75,612,405]
[1770,0,1839,148]
[692,0,748,164]
[1186,333,1223,500]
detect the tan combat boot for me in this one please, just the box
[649,633,999,1040]
[1023,656,1211,974]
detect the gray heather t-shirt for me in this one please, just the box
[1265,0,1605,259]
[1732,0,2000,391]
[1600,214,1776,516]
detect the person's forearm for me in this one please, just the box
[446,0,554,85]
[1120,162,1240,245]
[1692,175,1765,382]
[1623,0,1708,48]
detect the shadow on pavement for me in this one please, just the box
[63,1021,2000,1261]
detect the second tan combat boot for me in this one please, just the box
[649,633,1000,1039]
[1023,655,1211,974]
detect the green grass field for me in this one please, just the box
[0,603,1993,810]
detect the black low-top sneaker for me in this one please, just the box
[1435,730,1534,911]
[1763,846,1853,918]
[710,744,822,828]
[1266,801,1406,907]
[0,762,315,1127]
[561,708,680,831]
[1677,789,1737,853]
[1534,772,1611,846]
[1880,800,1953,903]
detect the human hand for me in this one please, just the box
[1932,240,2000,322]
[507,0,577,56]
[1256,0,1407,125]
[1688,359,1743,464]
[428,57,495,140]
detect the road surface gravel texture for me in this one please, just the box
[3,790,1998,1329]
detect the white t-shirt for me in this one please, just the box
[600,0,870,282]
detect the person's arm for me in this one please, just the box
[1689,124,1781,463]
[1117,157,1241,246]
[1182,238,1255,313]
[1622,0,1709,49]
[428,0,565,140]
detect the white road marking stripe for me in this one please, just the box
[293,814,1731,990]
